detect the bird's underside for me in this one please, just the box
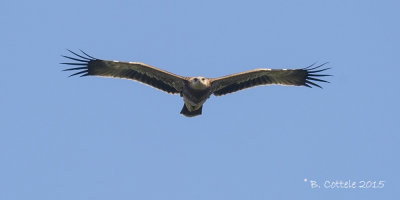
[62,50,331,117]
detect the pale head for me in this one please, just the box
[189,76,211,90]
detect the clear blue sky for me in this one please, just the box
[1,0,399,199]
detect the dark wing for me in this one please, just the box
[62,50,188,94]
[210,63,331,96]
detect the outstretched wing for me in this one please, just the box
[211,63,331,96]
[62,50,188,94]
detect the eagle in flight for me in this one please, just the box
[62,50,330,117]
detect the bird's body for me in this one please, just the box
[62,50,331,117]
[180,77,212,116]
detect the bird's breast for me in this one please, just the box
[182,86,211,106]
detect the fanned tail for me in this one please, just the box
[180,104,202,117]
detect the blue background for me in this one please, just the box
[1,0,399,199]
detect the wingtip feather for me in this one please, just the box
[62,55,89,63]
[65,49,92,61]
[303,62,331,88]
[305,80,322,88]
[307,77,328,83]
[62,66,88,71]
[62,49,95,77]
[79,49,96,59]
[69,70,89,77]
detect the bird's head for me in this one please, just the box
[189,76,210,90]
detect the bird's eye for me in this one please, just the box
[202,78,205,81]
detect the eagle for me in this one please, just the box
[62,50,330,117]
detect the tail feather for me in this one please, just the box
[180,104,202,117]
